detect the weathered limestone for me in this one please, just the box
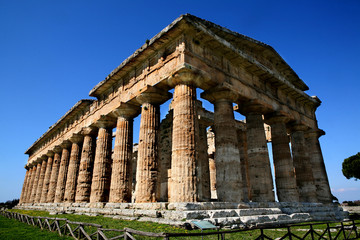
[109,103,139,203]
[169,84,198,202]
[290,124,317,203]
[244,105,274,202]
[40,152,54,203]
[266,115,299,202]
[18,15,340,227]
[19,168,30,203]
[25,167,36,203]
[202,88,242,202]
[237,128,250,202]
[30,163,41,203]
[197,123,211,202]
[90,118,114,203]
[54,141,71,203]
[305,129,332,203]
[134,87,171,203]
[47,148,61,203]
[64,135,83,202]
[75,127,97,203]
[35,157,47,203]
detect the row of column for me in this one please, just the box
[20,81,332,204]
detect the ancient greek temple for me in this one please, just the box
[17,14,347,227]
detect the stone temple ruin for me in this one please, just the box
[17,14,347,227]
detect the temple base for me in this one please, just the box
[15,202,348,228]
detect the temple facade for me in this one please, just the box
[17,15,344,227]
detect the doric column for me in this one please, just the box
[290,124,317,202]
[75,127,97,203]
[40,151,54,203]
[35,156,47,203]
[197,122,211,202]
[109,103,139,203]
[170,84,198,202]
[90,117,115,203]
[305,129,332,203]
[25,166,35,203]
[134,87,171,203]
[54,141,71,203]
[47,147,62,202]
[266,115,299,202]
[19,167,30,204]
[237,128,250,202]
[64,134,83,203]
[245,105,275,202]
[30,162,42,203]
[202,88,242,202]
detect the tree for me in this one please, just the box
[342,152,360,180]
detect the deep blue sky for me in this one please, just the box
[0,0,359,203]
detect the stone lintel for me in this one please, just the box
[136,85,172,105]
[235,100,271,115]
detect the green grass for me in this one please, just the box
[6,209,360,240]
[0,214,72,240]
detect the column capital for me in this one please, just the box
[305,128,325,139]
[60,140,72,149]
[234,100,271,115]
[95,115,116,128]
[167,64,213,89]
[201,83,239,103]
[265,112,291,125]
[289,123,309,132]
[46,150,54,157]
[136,85,172,105]
[81,126,97,136]
[53,145,63,153]
[111,102,140,119]
[69,133,84,143]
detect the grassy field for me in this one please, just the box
[4,209,360,240]
[0,214,72,240]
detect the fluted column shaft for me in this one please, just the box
[64,138,83,202]
[35,159,47,203]
[30,163,41,203]
[291,125,317,202]
[170,84,198,202]
[213,99,242,202]
[90,126,113,203]
[25,167,35,203]
[40,154,54,203]
[19,169,30,203]
[75,130,96,203]
[268,117,299,202]
[134,103,160,202]
[55,144,71,203]
[246,112,275,202]
[237,129,250,202]
[197,123,211,202]
[47,151,61,202]
[109,116,134,203]
[305,130,332,203]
